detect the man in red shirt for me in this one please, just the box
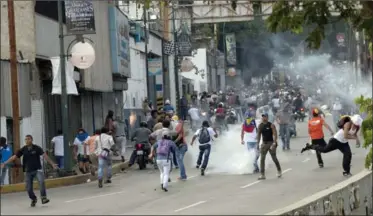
[307,108,334,168]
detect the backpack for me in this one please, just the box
[157,140,171,156]
[337,116,351,129]
[198,127,211,144]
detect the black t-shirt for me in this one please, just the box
[259,122,274,142]
[16,144,44,172]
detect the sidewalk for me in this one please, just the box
[1,122,192,194]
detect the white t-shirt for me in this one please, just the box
[194,127,216,145]
[73,136,90,155]
[52,135,64,156]
[188,108,200,121]
[272,98,280,108]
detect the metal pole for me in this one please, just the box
[144,6,151,101]
[223,22,227,78]
[172,2,181,116]
[7,0,21,183]
[58,0,72,171]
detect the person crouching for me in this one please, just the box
[149,130,177,192]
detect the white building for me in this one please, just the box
[181,49,208,94]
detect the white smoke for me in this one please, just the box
[186,125,273,175]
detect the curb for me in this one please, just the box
[265,169,372,215]
[0,161,129,194]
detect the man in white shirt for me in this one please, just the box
[73,129,90,174]
[95,127,115,188]
[51,130,64,169]
[190,121,218,176]
[188,105,201,131]
[272,96,280,114]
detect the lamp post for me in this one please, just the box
[143,6,151,100]
[58,0,72,172]
[172,1,181,116]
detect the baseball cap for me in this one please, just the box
[262,113,268,117]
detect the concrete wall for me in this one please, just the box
[267,170,372,216]
[125,37,147,110]
[1,1,36,61]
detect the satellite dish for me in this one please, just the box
[70,42,95,69]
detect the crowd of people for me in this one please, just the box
[0,60,367,206]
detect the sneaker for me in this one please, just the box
[253,168,260,173]
[98,180,103,188]
[41,198,50,204]
[168,178,171,182]
[258,175,266,180]
[196,165,200,169]
[105,179,112,184]
[31,199,37,207]
[319,164,324,168]
[162,187,168,192]
[201,168,205,176]
[343,171,352,176]
[301,143,311,153]
[177,177,187,181]
[277,171,282,178]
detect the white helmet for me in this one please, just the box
[165,99,170,105]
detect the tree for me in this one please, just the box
[265,1,373,50]
[355,96,373,169]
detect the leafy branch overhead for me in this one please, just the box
[266,1,373,49]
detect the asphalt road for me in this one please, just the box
[1,116,369,215]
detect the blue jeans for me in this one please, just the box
[0,167,9,185]
[98,156,112,181]
[55,156,64,169]
[25,170,46,200]
[197,144,211,169]
[246,142,259,171]
[279,124,290,149]
[176,144,188,179]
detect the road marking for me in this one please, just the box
[188,175,198,179]
[302,158,311,163]
[174,201,207,212]
[65,190,126,203]
[282,168,292,174]
[240,180,260,189]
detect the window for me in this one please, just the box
[35,1,66,23]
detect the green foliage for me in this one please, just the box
[355,96,373,169]
[266,1,373,49]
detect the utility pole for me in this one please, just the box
[172,1,181,116]
[58,0,72,171]
[7,0,21,183]
[144,6,150,100]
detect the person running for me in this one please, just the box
[73,128,90,174]
[256,113,282,180]
[1,135,57,207]
[149,130,177,192]
[95,127,115,188]
[307,108,334,168]
[190,120,218,176]
[301,114,363,176]
[241,110,259,173]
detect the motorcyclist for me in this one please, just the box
[128,121,152,167]
[293,93,304,112]
[215,102,227,130]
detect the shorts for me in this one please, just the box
[77,154,90,163]
[311,138,327,146]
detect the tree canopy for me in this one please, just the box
[265,1,373,49]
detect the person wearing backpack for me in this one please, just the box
[149,130,177,192]
[301,114,362,176]
[190,120,218,176]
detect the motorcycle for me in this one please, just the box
[295,107,306,122]
[226,108,237,124]
[135,143,148,170]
